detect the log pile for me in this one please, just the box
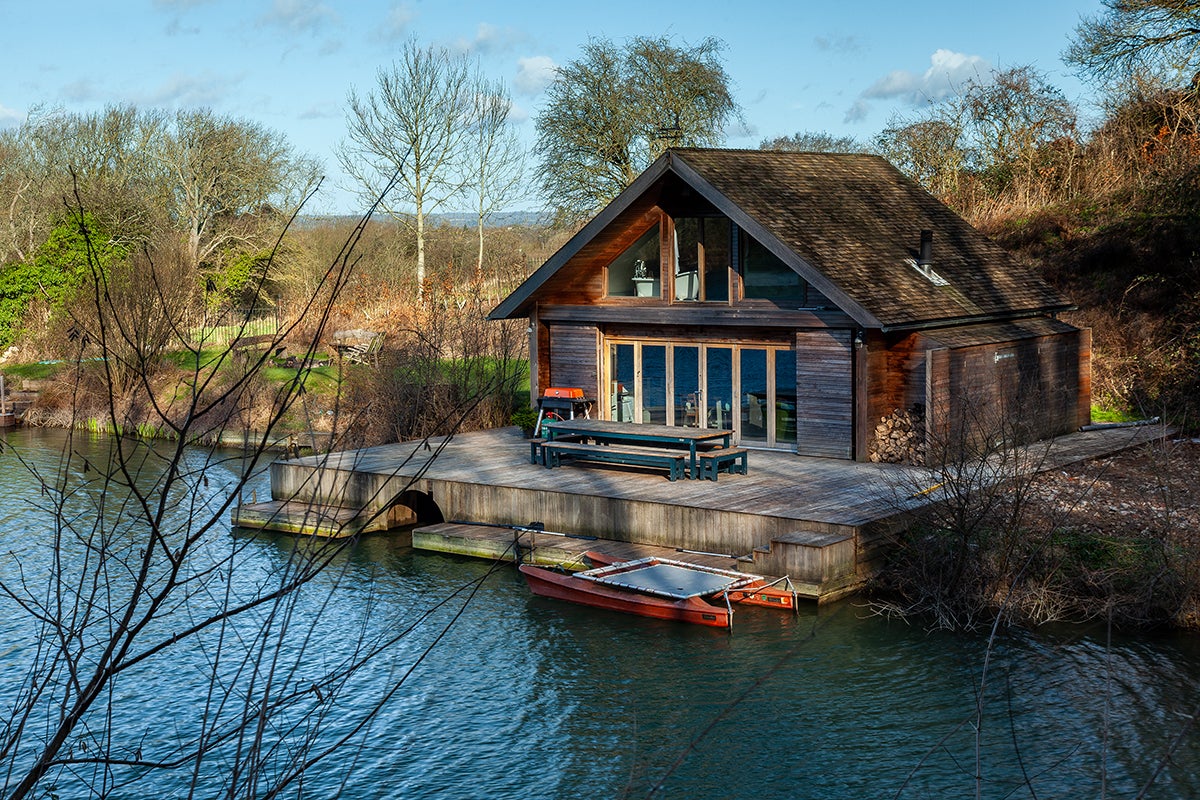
[869,404,926,464]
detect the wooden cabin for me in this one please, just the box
[490,148,1090,462]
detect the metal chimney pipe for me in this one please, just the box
[919,230,933,265]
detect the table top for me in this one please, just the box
[544,418,731,443]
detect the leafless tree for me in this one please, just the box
[463,76,525,279]
[153,108,321,275]
[1066,0,1200,83]
[0,183,497,798]
[339,40,478,299]
[759,130,868,154]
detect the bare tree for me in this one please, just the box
[1066,0,1200,83]
[154,108,320,275]
[759,130,867,153]
[0,184,498,798]
[0,105,161,266]
[339,40,477,298]
[876,115,967,201]
[963,66,1078,205]
[463,76,525,279]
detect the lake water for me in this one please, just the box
[0,427,1197,799]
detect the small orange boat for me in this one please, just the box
[519,555,799,629]
[583,551,799,612]
[519,561,734,628]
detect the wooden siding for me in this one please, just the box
[925,329,1086,455]
[1077,327,1093,428]
[865,331,928,427]
[600,323,793,347]
[535,202,662,306]
[548,324,600,398]
[795,329,854,458]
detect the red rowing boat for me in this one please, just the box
[519,562,733,628]
[583,551,799,611]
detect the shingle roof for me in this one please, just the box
[491,148,1072,328]
[670,148,1071,328]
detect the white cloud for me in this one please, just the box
[507,100,530,125]
[813,34,861,55]
[514,55,556,96]
[453,22,524,55]
[0,103,22,128]
[260,0,339,36]
[61,79,100,102]
[299,102,340,120]
[140,72,242,107]
[375,3,415,42]
[848,49,990,122]
[152,0,215,9]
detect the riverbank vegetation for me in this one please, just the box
[858,3,1200,630]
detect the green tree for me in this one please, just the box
[534,35,738,223]
[1066,0,1200,82]
[0,213,127,349]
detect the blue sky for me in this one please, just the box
[2,0,1105,214]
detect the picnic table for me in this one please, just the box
[541,419,743,480]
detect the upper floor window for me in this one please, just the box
[606,225,661,297]
[674,217,730,302]
[740,231,807,303]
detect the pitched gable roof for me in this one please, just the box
[491,148,1072,328]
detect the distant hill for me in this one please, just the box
[294,210,551,229]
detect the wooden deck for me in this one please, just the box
[247,423,1169,601]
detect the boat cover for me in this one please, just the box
[578,558,758,600]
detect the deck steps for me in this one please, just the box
[232,499,414,538]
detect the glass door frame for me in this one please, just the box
[602,336,796,450]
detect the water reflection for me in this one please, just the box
[0,428,1197,799]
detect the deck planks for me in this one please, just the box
[259,423,1171,598]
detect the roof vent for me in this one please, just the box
[909,229,949,286]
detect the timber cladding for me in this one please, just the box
[548,323,600,399]
[794,329,854,459]
[925,328,1087,452]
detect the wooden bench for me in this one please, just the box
[541,441,688,481]
[528,434,585,465]
[344,332,384,366]
[696,447,749,481]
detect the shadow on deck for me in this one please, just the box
[233,423,1169,602]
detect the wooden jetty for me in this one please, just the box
[231,422,1168,602]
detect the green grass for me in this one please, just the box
[1,361,65,380]
[261,365,341,396]
[1091,404,1141,423]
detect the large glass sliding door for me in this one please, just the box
[672,346,699,427]
[739,348,768,446]
[606,339,797,450]
[705,347,733,429]
[609,343,635,421]
[641,344,667,424]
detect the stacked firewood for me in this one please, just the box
[869,404,926,464]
